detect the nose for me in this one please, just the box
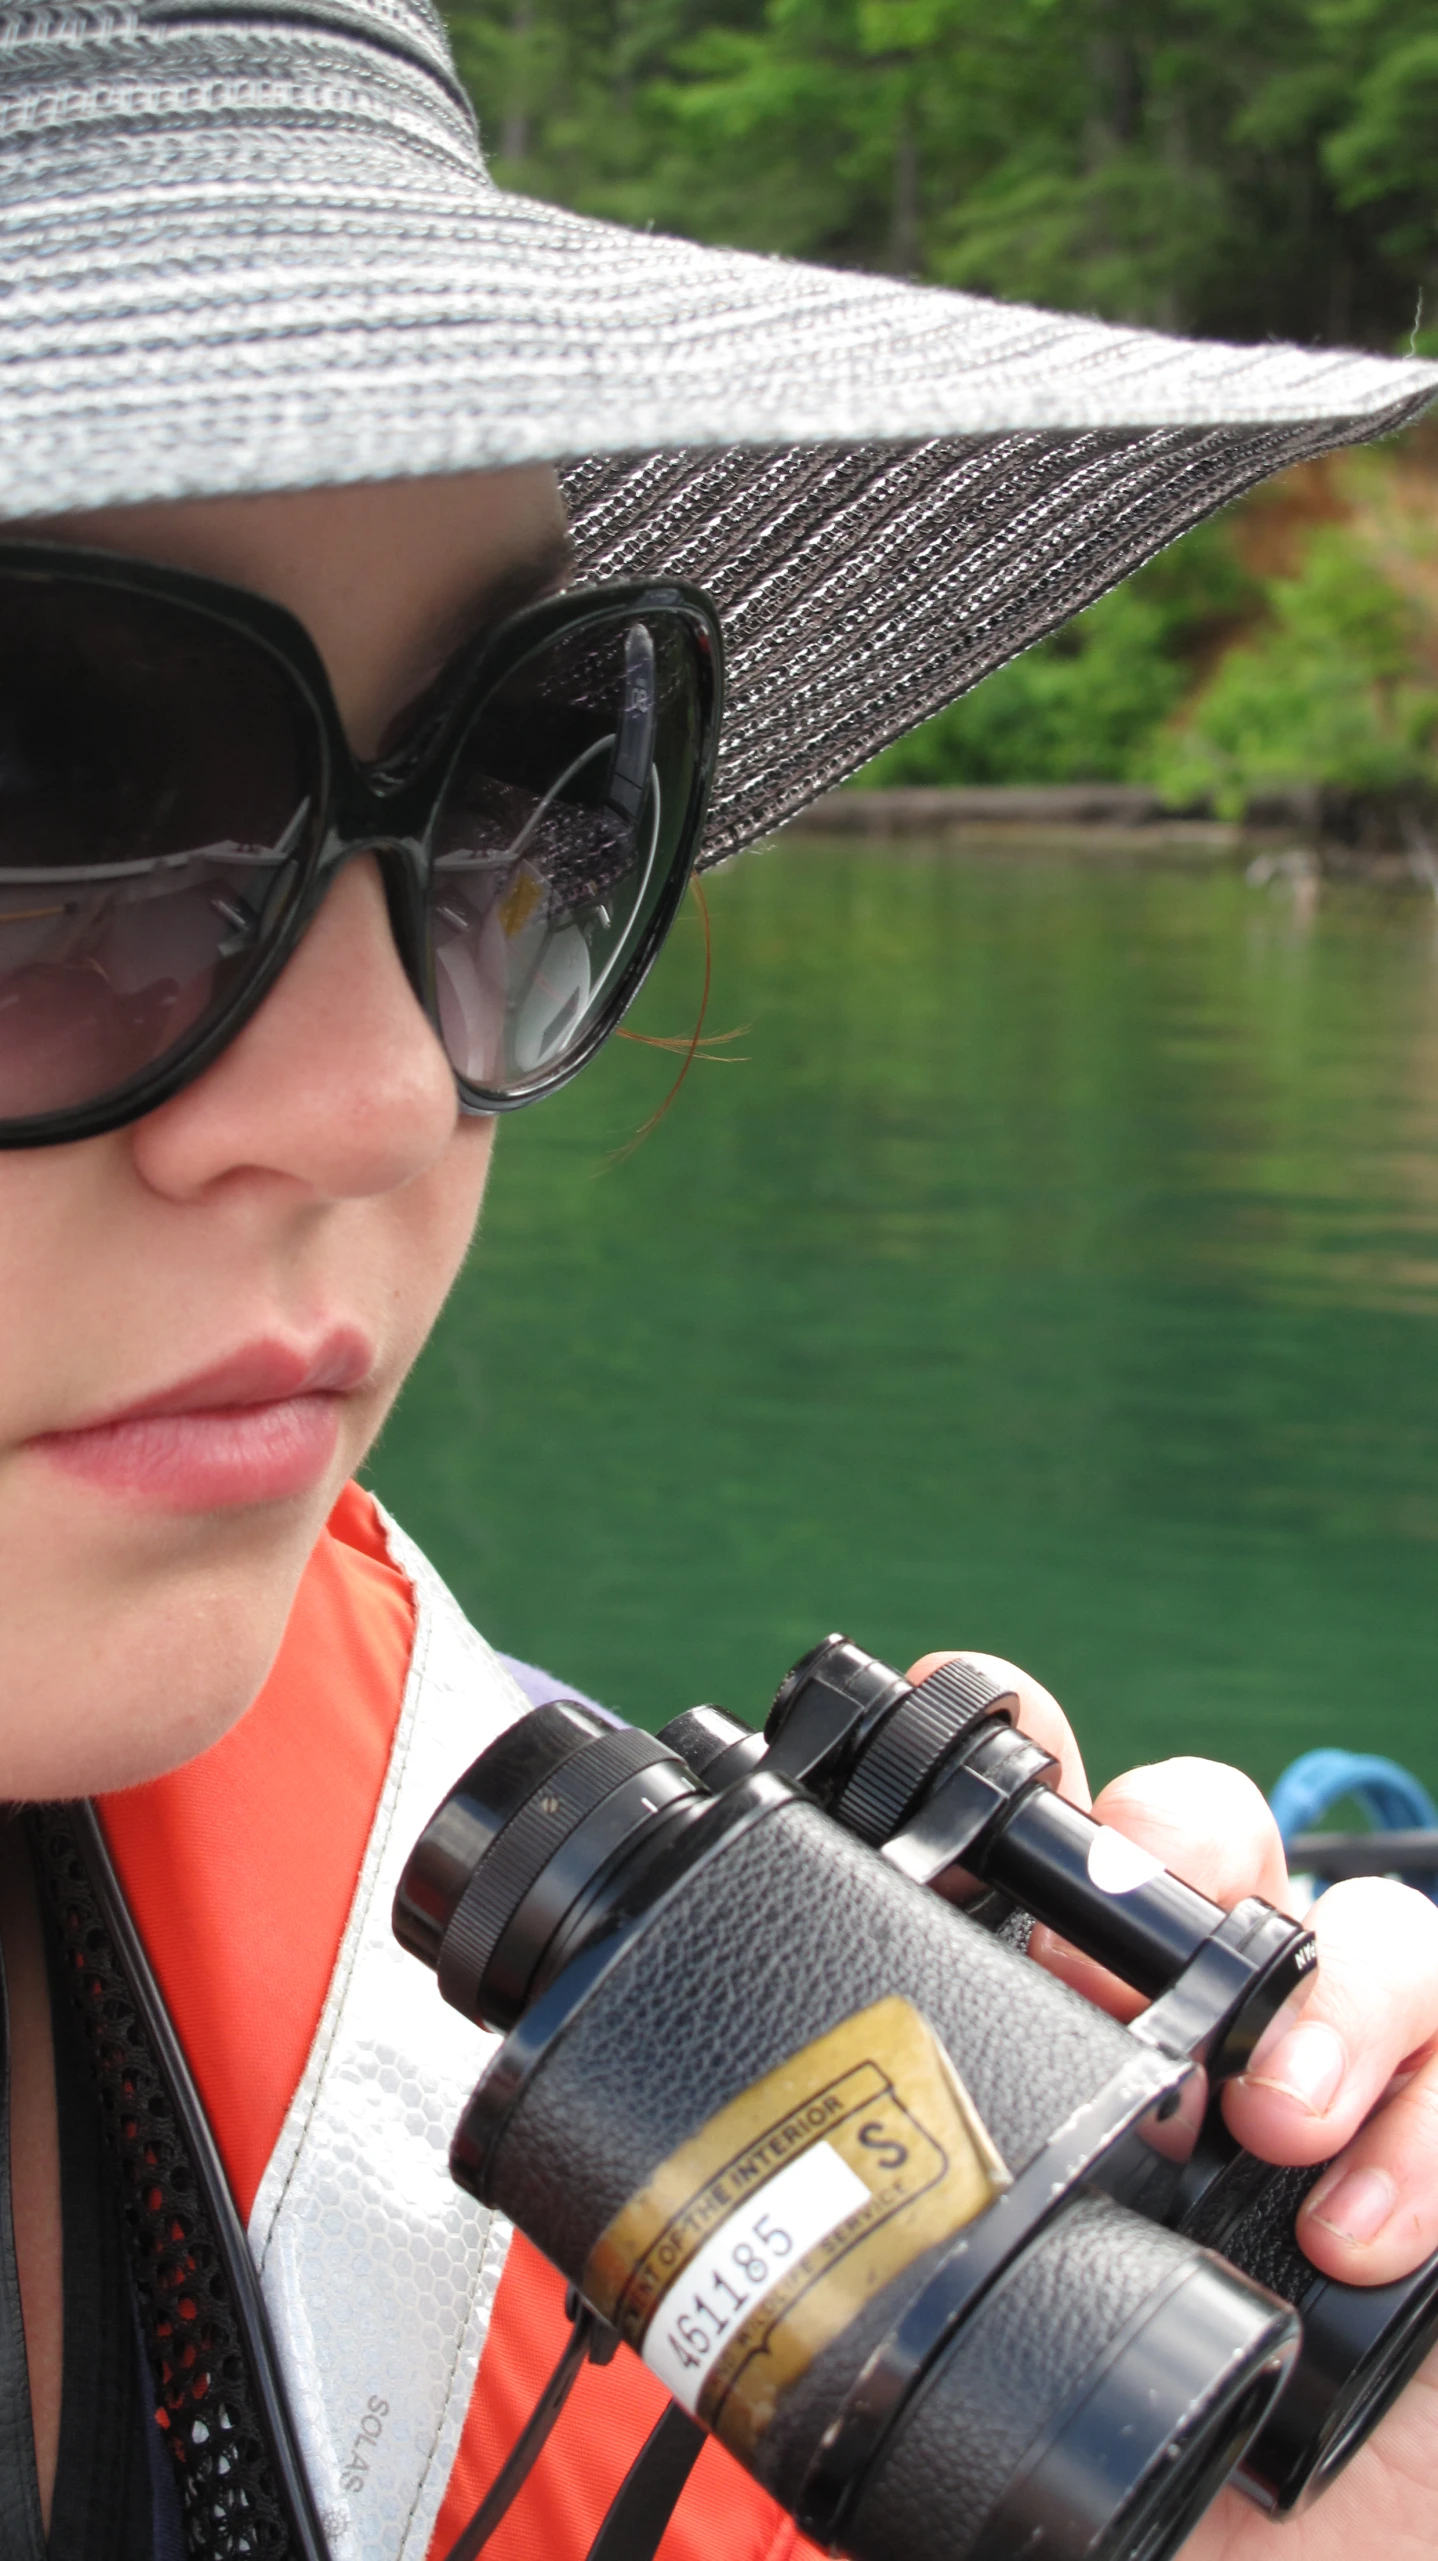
[128,855,462,1202]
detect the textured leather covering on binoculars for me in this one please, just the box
[476,1794,1216,2550]
[1181,2149,1319,2309]
[841,2195,1207,2561]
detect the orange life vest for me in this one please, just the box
[98,1482,816,2561]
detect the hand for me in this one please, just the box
[908,1652,1438,2561]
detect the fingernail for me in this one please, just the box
[1304,2164,1397,2245]
[1242,2020,1347,2115]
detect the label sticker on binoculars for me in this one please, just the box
[583,1996,1009,2458]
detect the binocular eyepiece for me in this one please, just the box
[393,1635,1438,2561]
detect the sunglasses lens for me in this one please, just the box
[0,574,318,1125]
[429,608,708,1097]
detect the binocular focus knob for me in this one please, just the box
[834,1656,1019,1845]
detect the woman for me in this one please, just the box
[0,3,1434,2557]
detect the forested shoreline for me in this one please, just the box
[442,0,1438,816]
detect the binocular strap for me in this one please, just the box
[25,1801,329,2561]
[584,2404,707,2561]
[439,2303,705,2561]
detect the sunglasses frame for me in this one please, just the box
[0,542,726,1149]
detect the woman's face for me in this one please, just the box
[0,466,571,1799]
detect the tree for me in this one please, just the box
[442,0,1438,348]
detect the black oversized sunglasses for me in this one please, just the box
[0,544,724,1146]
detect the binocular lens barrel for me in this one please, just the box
[1174,2130,1438,2515]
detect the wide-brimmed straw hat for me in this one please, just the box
[3,0,1434,859]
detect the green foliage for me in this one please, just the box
[858,485,1438,803]
[443,0,1438,347]
[1153,524,1438,814]
[1318,0,1438,280]
[439,0,1438,794]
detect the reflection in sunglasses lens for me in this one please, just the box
[0,848,296,1115]
[431,615,700,1093]
[0,576,316,1122]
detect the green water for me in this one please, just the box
[369,838,1438,1797]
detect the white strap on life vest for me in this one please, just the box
[247,1513,526,2561]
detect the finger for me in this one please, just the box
[1028,1757,1289,2023]
[904,1650,1091,1806]
[1025,1928,1149,2021]
[1225,1876,1438,2171]
[1292,2046,1438,2285]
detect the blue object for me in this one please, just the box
[1269,1749,1438,1903]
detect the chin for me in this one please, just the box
[73,1662,284,1798]
[0,1484,335,1800]
[11,1629,291,1801]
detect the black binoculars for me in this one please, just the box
[660,1638,1438,2518]
[394,1636,1438,2561]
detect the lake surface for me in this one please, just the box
[370,836,1438,1798]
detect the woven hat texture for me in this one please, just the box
[1,0,1435,855]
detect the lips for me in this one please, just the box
[32,1329,376,1509]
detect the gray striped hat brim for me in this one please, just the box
[2,0,1434,855]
